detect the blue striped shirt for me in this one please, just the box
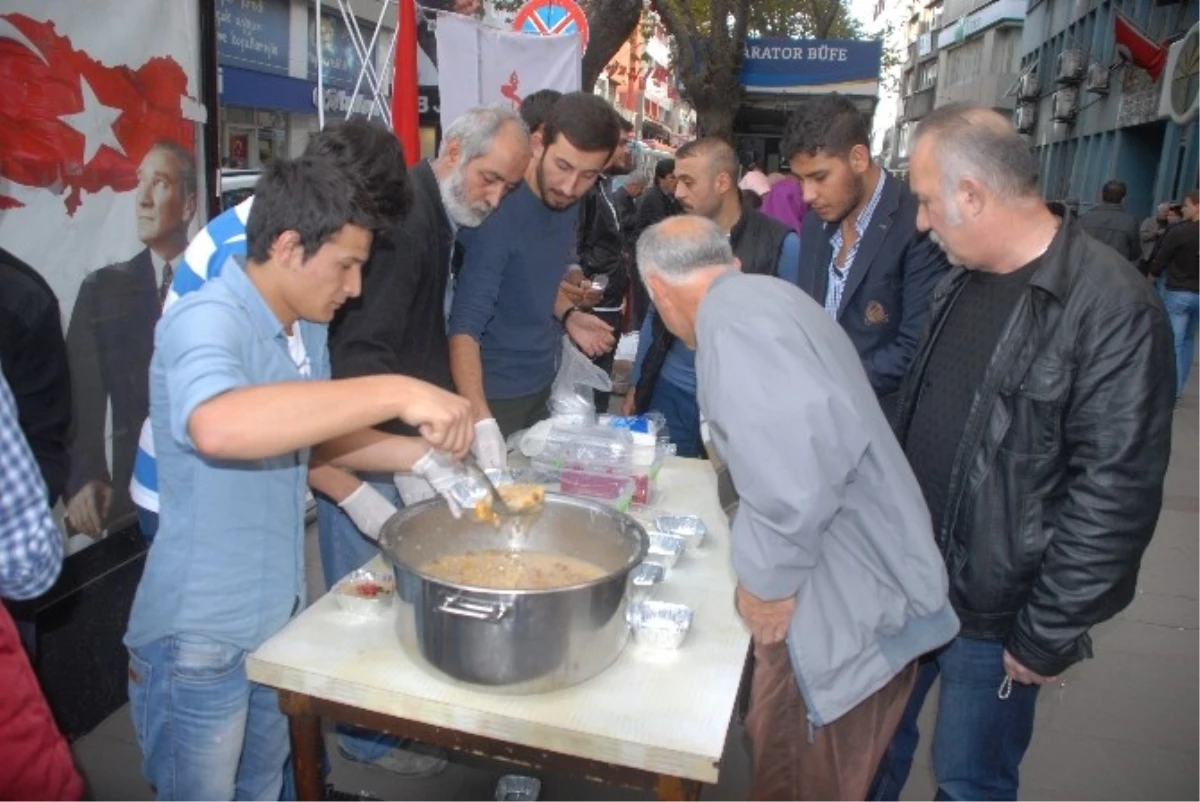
[825,172,888,317]
[129,198,254,513]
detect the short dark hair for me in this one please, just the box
[246,155,381,263]
[619,116,634,133]
[781,93,870,160]
[741,189,763,210]
[1185,189,1199,206]
[149,140,198,200]
[542,92,622,156]
[304,119,411,221]
[519,89,562,134]
[676,137,738,183]
[1101,180,1127,204]
[654,158,676,181]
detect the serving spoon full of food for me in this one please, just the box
[462,454,546,526]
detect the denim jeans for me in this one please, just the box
[315,479,403,763]
[648,377,704,459]
[869,637,1040,801]
[127,634,292,800]
[1163,289,1199,399]
[137,506,159,544]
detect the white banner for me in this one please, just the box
[435,12,580,132]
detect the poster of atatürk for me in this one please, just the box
[0,1,204,549]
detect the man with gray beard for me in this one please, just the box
[317,106,530,775]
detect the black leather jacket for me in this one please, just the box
[893,218,1175,676]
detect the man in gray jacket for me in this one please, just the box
[636,215,959,800]
[1079,179,1140,264]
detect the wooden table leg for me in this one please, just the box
[655,775,703,801]
[281,692,324,802]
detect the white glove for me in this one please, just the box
[472,418,508,470]
[338,483,399,541]
[412,449,488,518]
[394,472,438,507]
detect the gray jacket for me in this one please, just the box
[696,272,958,728]
[1080,203,1140,263]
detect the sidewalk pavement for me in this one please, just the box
[70,368,1199,801]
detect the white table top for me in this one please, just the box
[248,457,751,784]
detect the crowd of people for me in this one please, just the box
[0,88,1192,802]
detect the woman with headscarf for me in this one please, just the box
[760,175,808,233]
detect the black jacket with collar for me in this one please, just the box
[576,178,629,308]
[633,208,790,412]
[893,216,1175,676]
[329,159,454,436]
[1079,202,1141,264]
[796,172,948,415]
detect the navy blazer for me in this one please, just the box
[795,173,949,408]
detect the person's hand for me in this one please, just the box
[735,583,796,645]
[411,450,468,518]
[565,311,615,357]
[472,418,508,470]
[560,271,602,308]
[394,379,473,458]
[338,482,398,541]
[66,480,112,538]
[1003,649,1060,686]
[621,388,637,417]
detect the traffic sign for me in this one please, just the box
[512,0,589,51]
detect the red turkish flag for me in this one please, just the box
[0,12,194,215]
[1114,13,1168,82]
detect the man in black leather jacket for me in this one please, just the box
[871,104,1175,802]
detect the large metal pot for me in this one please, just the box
[377,493,648,694]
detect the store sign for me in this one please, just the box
[739,38,883,95]
[216,0,290,75]
[313,85,390,116]
[935,0,1025,49]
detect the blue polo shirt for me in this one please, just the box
[125,257,330,652]
[449,181,578,400]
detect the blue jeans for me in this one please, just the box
[1163,289,1199,399]
[137,506,159,544]
[315,479,402,763]
[648,378,703,459]
[127,634,292,800]
[870,637,1040,801]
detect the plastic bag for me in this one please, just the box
[548,335,612,425]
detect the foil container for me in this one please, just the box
[494,775,541,801]
[626,599,693,649]
[628,561,666,600]
[644,532,687,570]
[333,569,395,619]
[653,514,708,549]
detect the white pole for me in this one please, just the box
[315,0,325,130]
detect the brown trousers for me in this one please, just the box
[744,641,917,801]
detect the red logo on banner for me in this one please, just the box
[0,13,194,215]
[500,71,522,106]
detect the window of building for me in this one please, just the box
[917,59,940,89]
[943,38,983,86]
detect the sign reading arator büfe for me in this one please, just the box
[739,37,883,96]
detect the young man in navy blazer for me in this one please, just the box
[784,94,949,419]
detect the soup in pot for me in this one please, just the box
[422,549,606,590]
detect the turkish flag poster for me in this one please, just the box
[0,1,205,547]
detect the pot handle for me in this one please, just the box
[436,594,511,622]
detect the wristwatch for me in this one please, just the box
[559,305,579,326]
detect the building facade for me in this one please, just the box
[217,0,425,167]
[1017,0,1198,217]
[888,0,1026,173]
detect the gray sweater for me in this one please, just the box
[696,271,959,727]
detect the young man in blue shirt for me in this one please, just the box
[124,156,473,801]
[449,92,622,461]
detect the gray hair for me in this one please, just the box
[914,103,1039,202]
[438,105,529,162]
[637,216,735,284]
